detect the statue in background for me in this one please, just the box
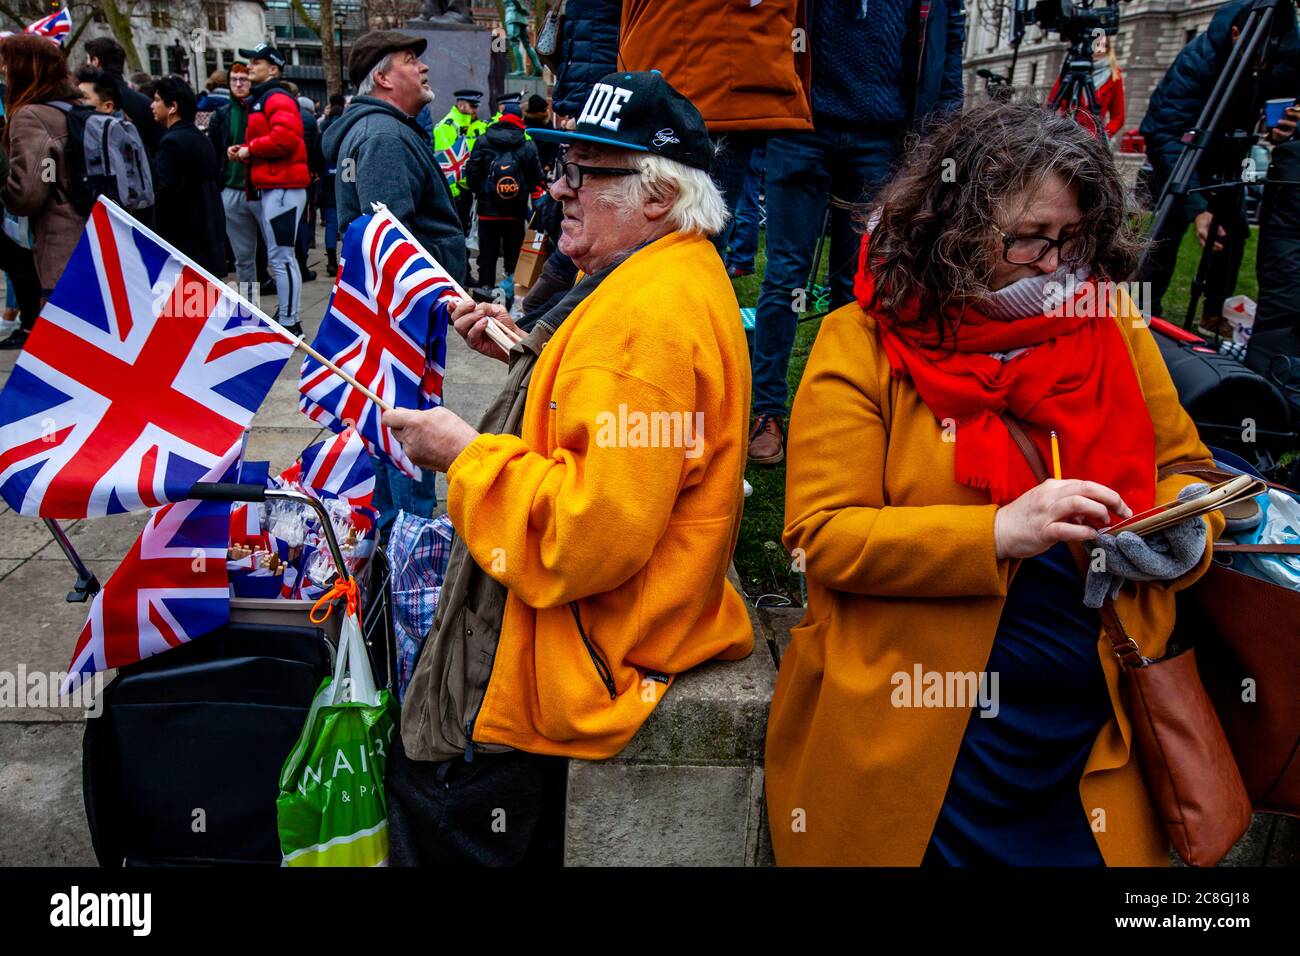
[416,0,474,24]
[504,0,541,75]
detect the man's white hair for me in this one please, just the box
[598,152,728,237]
[356,53,396,97]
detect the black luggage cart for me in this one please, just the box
[50,482,392,866]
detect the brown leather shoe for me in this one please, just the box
[1196,314,1233,340]
[748,413,785,465]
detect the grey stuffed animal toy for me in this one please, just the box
[1083,482,1211,609]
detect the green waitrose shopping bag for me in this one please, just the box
[277,579,399,866]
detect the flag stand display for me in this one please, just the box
[29,199,524,602]
[27,199,394,599]
[43,518,100,602]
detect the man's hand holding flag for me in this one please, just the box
[297,203,483,478]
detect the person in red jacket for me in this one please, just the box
[1047,32,1126,141]
[230,43,310,333]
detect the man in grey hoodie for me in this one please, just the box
[322,32,467,284]
[321,31,468,528]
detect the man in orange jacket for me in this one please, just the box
[618,0,812,265]
[380,72,754,865]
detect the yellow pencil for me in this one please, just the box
[1050,430,1062,480]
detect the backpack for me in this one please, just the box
[483,146,524,203]
[51,101,154,214]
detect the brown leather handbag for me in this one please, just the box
[1002,415,1253,866]
[1160,463,1300,818]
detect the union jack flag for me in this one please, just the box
[61,447,243,694]
[298,209,458,479]
[25,7,70,44]
[229,457,271,548]
[0,198,293,518]
[438,134,470,186]
[297,426,375,511]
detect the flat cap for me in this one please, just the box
[347,31,428,88]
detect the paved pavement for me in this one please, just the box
[0,238,506,864]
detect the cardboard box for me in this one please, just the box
[515,228,550,288]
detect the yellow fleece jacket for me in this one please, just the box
[445,231,755,759]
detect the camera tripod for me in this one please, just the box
[1045,31,1108,136]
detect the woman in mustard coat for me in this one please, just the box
[765,103,1224,866]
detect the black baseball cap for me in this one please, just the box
[528,70,713,172]
[238,43,287,69]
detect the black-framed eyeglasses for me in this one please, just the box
[991,223,1086,265]
[553,160,638,190]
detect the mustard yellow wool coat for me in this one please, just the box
[765,291,1224,866]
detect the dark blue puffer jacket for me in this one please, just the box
[1140,0,1299,213]
[1144,2,1294,195]
[551,0,620,118]
[1140,1,1248,169]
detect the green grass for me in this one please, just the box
[1159,227,1258,328]
[730,226,1274,606]
[732,237,825,605]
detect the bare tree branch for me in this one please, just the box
[289,0,320,35]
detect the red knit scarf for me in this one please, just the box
[854,234,1156,515]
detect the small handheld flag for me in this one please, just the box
[298,206,465,478]
[25,7,71,45]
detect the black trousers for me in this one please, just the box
[0,232,42,331]
[455,189,473,235]
[476,217,526,290]
[386,734,568,866]
[1247,140,1300,379]
[709,130,766,255]
[295,181,318,271]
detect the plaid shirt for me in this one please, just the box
[389,510,454,701]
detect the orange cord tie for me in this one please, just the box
[309,576,359,623]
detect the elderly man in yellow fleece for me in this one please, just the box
[380,71,754,866]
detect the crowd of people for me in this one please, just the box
[0,34,322,348]
[1,0,1297,869]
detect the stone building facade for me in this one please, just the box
[72,1,269,87]
[963,0,1233,133]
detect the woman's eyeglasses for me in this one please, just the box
[552,160,638,190]
[991,223,1085,266]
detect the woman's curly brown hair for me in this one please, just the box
[863,99,1146,332]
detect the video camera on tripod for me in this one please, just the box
[1012,0,1120,47]
[1007,0,1124,131]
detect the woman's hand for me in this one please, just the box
[449,298,522,364]
[993,479,1133,560]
